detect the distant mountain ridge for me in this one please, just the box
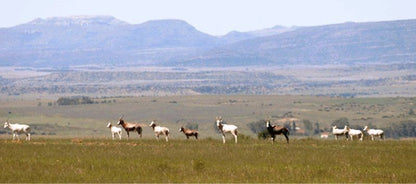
[0,16,415,67]
[179,19,416,66]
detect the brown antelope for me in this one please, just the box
[178,126,199,140]
[265,120,289,143]
[116,116,142,139]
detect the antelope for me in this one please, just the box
[107,122,122,140]
[117,116,142,139]
[3,121,31,141]
[363,126,384,140]
[265,120,290,143]
[215,117,238,144]
[332,126,348,140]
[179,126,199,140]
[149,121,170,142]
[346,126,363,141]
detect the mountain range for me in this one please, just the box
[0,16,415,67]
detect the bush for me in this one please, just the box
[56,96,94,105]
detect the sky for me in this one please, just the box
[1,0,416,35]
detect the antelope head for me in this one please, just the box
[149,120,156,128]
[265,120,272,128]
[117,115,124,125]
[215,116,223,127]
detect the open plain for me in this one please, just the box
[1,95,415,182]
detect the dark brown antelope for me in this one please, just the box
[116,116,142,139]
[265,120,289,144]
[178,126,199,140]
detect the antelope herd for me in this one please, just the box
[3,117,386,143]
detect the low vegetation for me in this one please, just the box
[0,139,414,183]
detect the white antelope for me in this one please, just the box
[346,126,363,141]
[3,121,31,141]
[216,117,238,144]
[363,126,384,140]
[332,126,348,140]
[149,121,170,142]
[107,122,122,140]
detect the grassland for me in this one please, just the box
[0,138,414,183]
[1,95,415,138]
[1,95,415,183]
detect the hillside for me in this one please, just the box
[1,16,415,67]
[179,19,416,66]
[0,16,220,66]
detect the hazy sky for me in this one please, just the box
[1,0,416,35]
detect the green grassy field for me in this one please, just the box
[0,138,414,183]
[1,95,416,138]
[1,95,416,182]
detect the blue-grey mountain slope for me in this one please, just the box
[179,19,416,66]
[0,16,415,67]
[0,16,220,66]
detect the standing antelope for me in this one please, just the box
[265,120,290,143]
[3,121,31,141]
[117,116,142,139]
[346,126,363,141]
[332,126,348,140]
[216,117,238,144]
[149,121,170,142]
[363,126,384,140]
[179,126,199,140]
[107,122,122,140]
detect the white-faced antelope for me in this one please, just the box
[215,117,238,144]
[107,122,122,140]
[363,126,384,140]
[117,116,142,139]
[265,120,290,144]
[346,126,363,141]
[179,126,199,140]
[3,121,31,141]
[332,125,348,140]
[149,121,170,142]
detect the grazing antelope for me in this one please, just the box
[3,121,31,141]
[332,126,348,140]
[178,126,199,140]
[107,122,122,140]
[117,116,142,139]
[363,126,384,140]
[149,121,170,142]
[346,126,363,141]
[265,120,290,143]
[215,117,238,144]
